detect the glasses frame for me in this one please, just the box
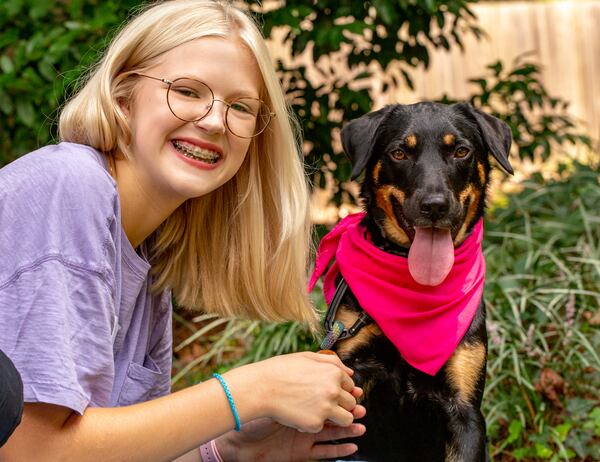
[135,74,275,139]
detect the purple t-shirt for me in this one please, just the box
[0,142,172,414]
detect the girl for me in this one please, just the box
[0,1,365,460]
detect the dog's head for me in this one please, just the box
[341,102,512,285]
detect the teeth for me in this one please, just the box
[173,140,220,164]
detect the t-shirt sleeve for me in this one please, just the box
[0,261,116,414]
[0,144,121,414]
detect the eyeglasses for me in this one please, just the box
[135,74,275,139]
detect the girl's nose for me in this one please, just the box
[194,101,227,134]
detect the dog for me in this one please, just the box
[309,102,513,461]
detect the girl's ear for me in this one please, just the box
[117,96,130,117]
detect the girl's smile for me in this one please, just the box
[171,138,224,169]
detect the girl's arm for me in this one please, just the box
[0,352,359,462]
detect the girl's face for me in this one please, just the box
[123,36,263,204]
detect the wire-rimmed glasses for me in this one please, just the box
[136,74,275,139]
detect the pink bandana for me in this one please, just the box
[308,213,486,376]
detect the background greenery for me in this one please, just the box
[1,0,597,460]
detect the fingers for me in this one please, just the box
[311,422,367,460]
[313,422,366,443]
[338,389,357,412]
[313,351,354,376]
[310,443,360,460]
[351,386,363,399]
[340,371,355,393]
[352,404,366,419]
[327,405,355,427]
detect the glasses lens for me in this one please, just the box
[167,78,213,122]
[226,98,272,138]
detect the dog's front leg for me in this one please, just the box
[443,340,488,461]
[444,404,487,462]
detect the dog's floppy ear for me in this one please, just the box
[455,103,514,175]
[341,106,392,180]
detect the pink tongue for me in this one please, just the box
[408,227,454,286]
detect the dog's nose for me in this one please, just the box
[419,195,449,221]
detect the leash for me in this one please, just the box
[320,277,373,350]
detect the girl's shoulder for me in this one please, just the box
[0,143,122,284]
[1,142,116,199]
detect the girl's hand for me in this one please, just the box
[225,351,361,434]
[216,415,367,462]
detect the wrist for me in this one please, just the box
[199,440,224,462]
[221,364,267,423]
[213,433,239,462]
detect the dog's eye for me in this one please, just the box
[390,149,406,161]
[454,147,470,158]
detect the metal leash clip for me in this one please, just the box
[319,277,373,350]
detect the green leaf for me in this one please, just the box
[373,0,399,26]
[0,30,19,50]
[535,443,553,459]
[38,60,56,81]
[0,55,14,74]
[513,447,530,460]
[29,1,51,20]
[4,0,24,18]
[344,20,373,35]
[534,443,554,458]
[507,419,523,444]
[15,99,35,127]
[554,422,571,442]
[0,90,14,115]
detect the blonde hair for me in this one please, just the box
[59,0,317,327]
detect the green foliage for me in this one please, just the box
[0,0,140,165]
[483,163,600,460]
[439,54,592,161]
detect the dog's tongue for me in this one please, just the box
[408,227,454,286]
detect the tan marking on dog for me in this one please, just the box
[335,308,382,360]
[405,134,417,148]
[372,160,382,185]
[357,378,376,404]
[375,186,410,246]
[454,185,481,245]
[446,342,486,406]
[443,133,456,146]
[445,445,460,462]
[477,162,486,186]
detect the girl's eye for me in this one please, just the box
[390,149,406,161]
[230,100,256,116]
[172,87,200,98]
[231,103,251,114]
[455,147,470,158]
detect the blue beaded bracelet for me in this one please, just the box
[213,373,241,432]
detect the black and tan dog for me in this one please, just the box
[313,102,512,461]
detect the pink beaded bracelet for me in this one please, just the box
[199,439,224,462]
